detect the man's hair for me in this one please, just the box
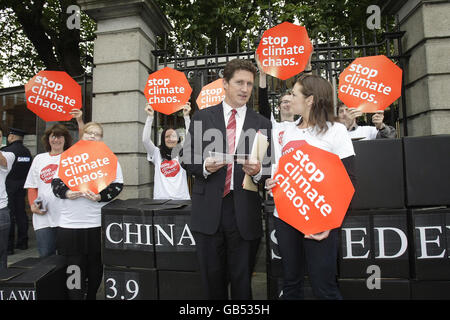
[223,58,257,82]
[42,124,72,152]
[336,100,346,112]
[278,89,292,107]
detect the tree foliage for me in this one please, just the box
[0,0,95,85]
[0,0,392,84]
[154,0,391,56]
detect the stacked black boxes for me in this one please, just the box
[265,135,450,300]
[101,198,203,300]
[338,139,411,299]
[403,135,450,299]
[0,256,67,300]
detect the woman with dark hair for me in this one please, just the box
[142,102,191,200]
[24,119,76,257]
[265,74,356,300]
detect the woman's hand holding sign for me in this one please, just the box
[305,230,330,241]
[145,103,155,117]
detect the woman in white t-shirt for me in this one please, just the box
[265,74,356,300]
[142,102,191,200]
[24,124,73,257]
[52,122,124,300]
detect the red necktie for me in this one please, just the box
[223,109,237,197]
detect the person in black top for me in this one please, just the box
[1,128,32,254]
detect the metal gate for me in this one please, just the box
[150,20,407,140]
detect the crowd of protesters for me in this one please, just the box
[0,56,398,300]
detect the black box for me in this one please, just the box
[410,280,450,299]
[152,200,198,271]
[0,255,67,300]
[338,278,411,300]
[158,270,204,300]
[350,139,405,209]
[339,209,410,278]
[103,265,158,300]
[102,199,169,269]
[410,207,450,280]
[403,135,450,206]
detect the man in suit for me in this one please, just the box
[181,58,271,299]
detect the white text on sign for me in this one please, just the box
[27,76,76,113]
[340,63,392,104]
[275,148,331,221]
[147,78,185,104]
[261,36,305,67]
[61,153,110,188]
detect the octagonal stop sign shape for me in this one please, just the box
[196,79,225,110]
[272,140,354,235]
[59,140,118,194]
[256,21,313,80]
[144,67,192,115]
[25,70,82,122]
[338,55,402,112]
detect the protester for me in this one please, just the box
[51,122,123,300]
[2,128,32,254]
[256,54,312,163]
[337,101,396,140]
[0,135,15,270]
[24,109,83,258]
[142,102,191,200]
[24,125,71,257]
[181,58,272,299]
[265,74,356,300]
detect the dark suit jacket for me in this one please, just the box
[181,103,272,240]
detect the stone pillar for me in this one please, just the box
[385,0,450,136]
[78,0,171,199]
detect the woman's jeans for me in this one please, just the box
[0,207,11,270]
[35,227,58,257]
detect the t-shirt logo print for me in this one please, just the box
[160,159,180,177]
[278,131,285,146]
[40,164,59,183]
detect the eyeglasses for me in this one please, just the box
[49,135,64,140]
[84,131,103,138]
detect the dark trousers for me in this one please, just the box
[57,227,103,300]
[193,192,260,300]
[274,217,342,300]
[7,188,28,249]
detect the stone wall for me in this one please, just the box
[78,0,170,199]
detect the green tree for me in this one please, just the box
[154,0,391,55]
[0,0,95,85]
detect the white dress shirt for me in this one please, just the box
[203,101,262,189]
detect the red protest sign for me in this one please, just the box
[144,67,192,115]
[196,79,225,110]
[272,140,354,235]
[59,140,118,194]
[25,70,82,122]
[338,55,402,112]
[256,21,313,80]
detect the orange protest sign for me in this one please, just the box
[256,21,313,80]
[196,79,225,110]
[338,55,402,112]
[25,70,82,122]
[144,67,192,115]
[59,140,118,194]
[272,140,354,235]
